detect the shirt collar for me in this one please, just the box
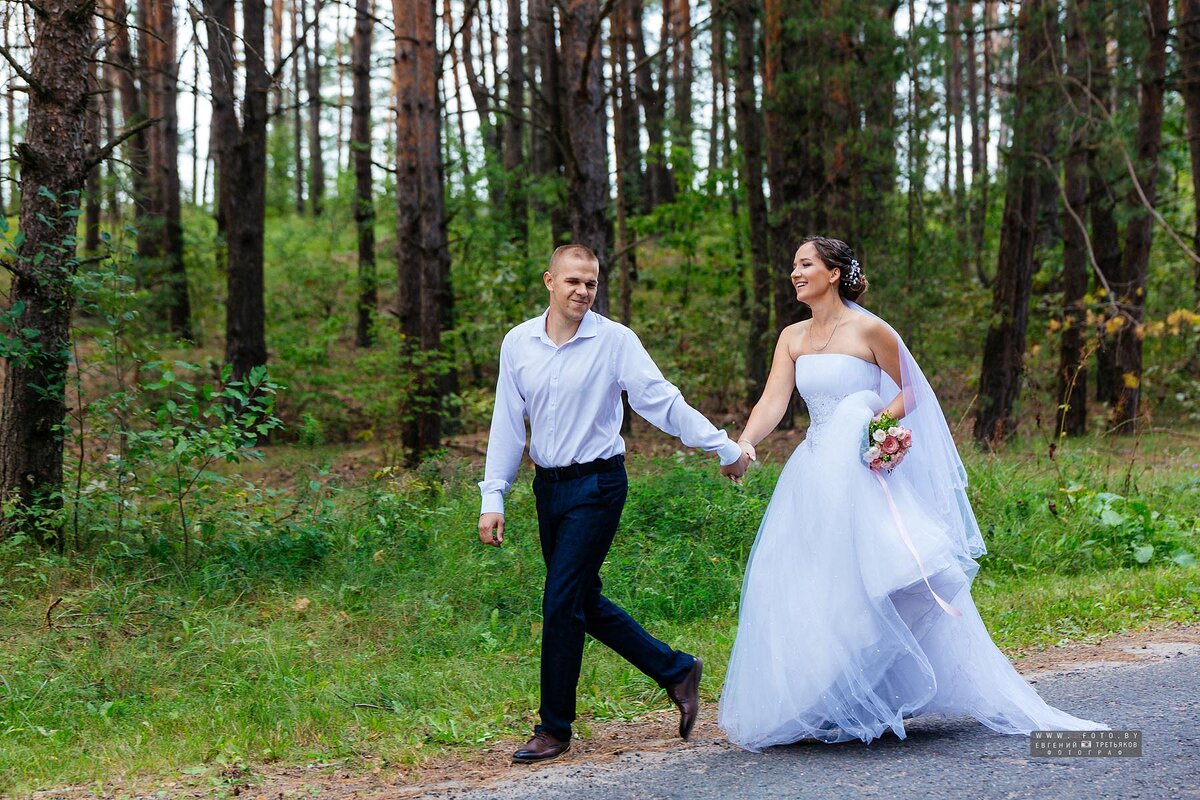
[532,308,599,346]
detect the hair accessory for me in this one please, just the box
[842,258,863,288]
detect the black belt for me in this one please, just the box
[535,454,625,482]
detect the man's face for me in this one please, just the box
[544,257,599,323]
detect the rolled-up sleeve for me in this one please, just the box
[615,330,742,465]
[479,335,527,515]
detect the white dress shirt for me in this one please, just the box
[479,309,744,516]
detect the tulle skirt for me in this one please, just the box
[717,390,1107,751]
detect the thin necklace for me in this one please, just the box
[809,305,845,352]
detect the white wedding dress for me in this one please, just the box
[718,353,1106,751]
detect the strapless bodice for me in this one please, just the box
[795,353,882,426]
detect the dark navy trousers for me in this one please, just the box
[531,465,694,741]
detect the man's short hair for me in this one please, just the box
[549,244,599,273]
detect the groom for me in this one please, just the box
[478,244,750,763]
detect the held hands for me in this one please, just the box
[478,512,505,547]
[721,449,752,484]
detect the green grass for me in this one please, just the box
[1,434,1198,795]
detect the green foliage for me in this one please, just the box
[1,436,1197,792]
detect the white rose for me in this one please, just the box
[873,430,886,443]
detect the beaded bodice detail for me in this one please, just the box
[795,354,882,447]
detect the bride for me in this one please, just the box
[717,236,1106,751]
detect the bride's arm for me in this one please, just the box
[737,329,799,450]
[868,322,907,420]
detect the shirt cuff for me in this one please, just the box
[717,437,744,466]
[480,491,506,517]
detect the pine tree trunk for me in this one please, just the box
[764,0,819,429]
[1088,17,1121,404]
[395,0,450,464]
[612,0,641,326]
[965,1,983,278]
[148,0,190,340]
[104,0,153,266]
[670,0,694,183]
[559,0,614,316]
[2,14,10,216]
[292,0,305,213]
[973,0,998,284]
[974,0,1058,444]
[630,0,674,209]
[1180,0,1200,298]
[708,12,724,179]
[272,0,284,112]
[732,0,770,405]
[306,0,325,215]
[463,0,503,207]
[1057,0,1092,437]
[503,0,527,244]
[529,0,569,243]
[0,0,97,540]
[1111,0,1168,433]
[353,0,376,348]
[103,61,121,224]
[84,47,102,252]
[203,0,269,382]
[949,1,966,243]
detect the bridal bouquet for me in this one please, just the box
[863,412,912,473]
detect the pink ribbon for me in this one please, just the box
[873,470,962,617]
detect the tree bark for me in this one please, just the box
[630,0,675,209]
[395,0,450,463]
[764,0,820,429]
[529,0,569,243]
[948,0,966,240]
[708,12,725,179]
[559,0,614,316]
[612,0,640,326]
[732,0,770,405]
[503,0,527,243]
[1087,15,1121,405]
[1110,0,1168,433]
[670,0,694,182]
[291,0,305,213]
[973,0,999,284]
[974,0,1058,444]
[353,0,376,348]
[84,45,102,252]
[306,0,325,215]
[104,0,153,265]
[965,0,983,279]
[1057,0,1091,437]
[147,0,190,339]
[0,0,96,540]
[463,0,503,207]
[272,0,284,113]
[1180,0,1200,298]
[203,0,269,382]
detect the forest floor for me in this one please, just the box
[30,622,1200,800]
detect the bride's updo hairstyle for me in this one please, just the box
[802,236,869,301]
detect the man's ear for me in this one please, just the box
[543,271,554,290]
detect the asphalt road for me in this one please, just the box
[437,650,1200,800]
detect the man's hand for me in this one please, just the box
[720,452,751,484]
[479,512,505,547]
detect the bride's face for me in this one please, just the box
[791,243,840,303]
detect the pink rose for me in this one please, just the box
[870,458,885,470]
[881,435,901,455]
[902,431,912,448]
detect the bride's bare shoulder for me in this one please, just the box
[847,313,891,338]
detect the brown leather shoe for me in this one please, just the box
[667,656,703,740]
[512,731,571,763]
